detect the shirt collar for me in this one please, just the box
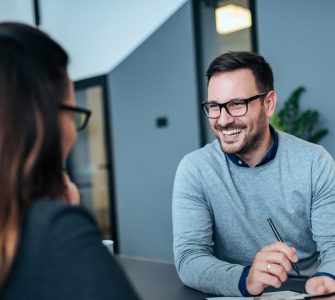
[225,125,278,168]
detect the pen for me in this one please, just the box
[266,218,301,276]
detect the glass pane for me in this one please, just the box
[68,85,111,239]
[198,0,253,143]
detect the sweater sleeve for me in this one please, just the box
[172,156,244,296]
[36,205,139,300]
[311,148,335,276]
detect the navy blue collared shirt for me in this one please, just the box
[226,125,278,168]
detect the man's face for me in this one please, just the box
[207,69,275,156]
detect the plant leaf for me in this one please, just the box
[271,86,328,143]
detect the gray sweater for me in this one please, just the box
[172,131,335,296]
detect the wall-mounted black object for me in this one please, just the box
[156,116,168,128]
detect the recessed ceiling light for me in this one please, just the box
[215,4,252,35]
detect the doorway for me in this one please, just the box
[193,0,257,144]
[67,75,118,251]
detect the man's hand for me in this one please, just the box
[246,242,298,295]
[306,276,335,295]
[62,172,80,205]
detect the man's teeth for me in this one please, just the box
[222,129,242,136]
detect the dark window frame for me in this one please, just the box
[72,75,119,253]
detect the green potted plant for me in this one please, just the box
[271,86,329,143]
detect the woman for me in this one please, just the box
[0,22,139,299]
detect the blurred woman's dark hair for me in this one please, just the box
[0,22,69,285]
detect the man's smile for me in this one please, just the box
[221,129,242,136]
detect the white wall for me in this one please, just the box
[257,0,335,157]
[40,0,187,80]
[0,0,34,24]
[0,0,187,80]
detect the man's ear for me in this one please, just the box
[265,91,277,117]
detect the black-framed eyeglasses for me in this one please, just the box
[59,104,92,131]
[201,92,269,118]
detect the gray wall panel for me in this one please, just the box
[108,1,200,261]
[257,0,335,157]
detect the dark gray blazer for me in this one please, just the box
[1,199,139,300]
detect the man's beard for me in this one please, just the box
[214,107,268,155]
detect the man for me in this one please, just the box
[172,52,335,296]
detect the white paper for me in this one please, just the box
[206,290,307,300]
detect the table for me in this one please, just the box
[117,256,211,300]
[117,256,307,300]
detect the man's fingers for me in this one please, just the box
[306,276,335,295]
[255,249,292,273]
[265,252,292,273]
[262,242,298,263]
[247,242,297,295]
[255,271,282,289]
[253,260,288,283]
[263,263,288,283]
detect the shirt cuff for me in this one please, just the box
[238,266,263,297]
[311,272,335,280]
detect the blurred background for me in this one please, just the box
[1,0,334,262]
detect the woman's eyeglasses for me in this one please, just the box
[59,104,92,131]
